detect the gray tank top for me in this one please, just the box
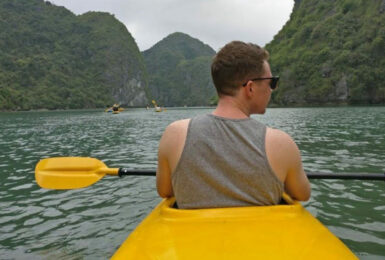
[171,114,284,209]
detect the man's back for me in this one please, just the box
[171,114,284,208]
[156,115,311,203]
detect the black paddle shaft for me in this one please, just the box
[118,168,384,181]
[307,172,385,181]
[118,168,156,177]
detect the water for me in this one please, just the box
[0,107,384,259]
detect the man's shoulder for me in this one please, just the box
[168,118,191,127]
[166,113,212,130]
[165,118,191,134]
[160,119,191,154]
[266,127,297,147]
[266,127,290,138]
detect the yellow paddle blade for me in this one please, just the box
[35,157,113,190]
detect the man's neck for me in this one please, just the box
[212,96,250,119]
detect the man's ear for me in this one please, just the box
[244,81,253,97]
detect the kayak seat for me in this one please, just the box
[278,196,288,205]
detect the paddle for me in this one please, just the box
[35,157,385,190]
[35,157,157,189]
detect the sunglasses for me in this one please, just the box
[242,76,280,90]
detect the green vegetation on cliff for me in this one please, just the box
[143,32,217,107]
[266,0,385,105]
[3,0,384,110]
[0,0,148,111]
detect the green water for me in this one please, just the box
[0,107,384,259]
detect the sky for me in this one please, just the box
[50,0,294,52]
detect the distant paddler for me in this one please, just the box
[152,100,166,112]
[112,104,120,114]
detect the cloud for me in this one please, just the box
[50,0,294,51]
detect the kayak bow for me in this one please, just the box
[111,194,357,259]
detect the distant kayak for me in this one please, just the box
[111,194,357,259]
[151,100,166,112]
[105,104,123,113]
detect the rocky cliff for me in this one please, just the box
[265,0,385,105]
[0,0,148,110]
[77,12,148,107]
[142,32,216,107]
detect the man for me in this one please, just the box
[156,41,311,208]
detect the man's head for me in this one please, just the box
[211,41,269,96]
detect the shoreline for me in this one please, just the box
[1,103,385,113]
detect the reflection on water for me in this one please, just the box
[0,107,384,259]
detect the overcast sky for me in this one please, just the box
[50,0,294,51]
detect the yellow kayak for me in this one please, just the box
[111,194,357,259]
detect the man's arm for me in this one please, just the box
[283,137,311,201]
[156,119,190,198]
[156,125,174,198]
[266,128,311,201]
